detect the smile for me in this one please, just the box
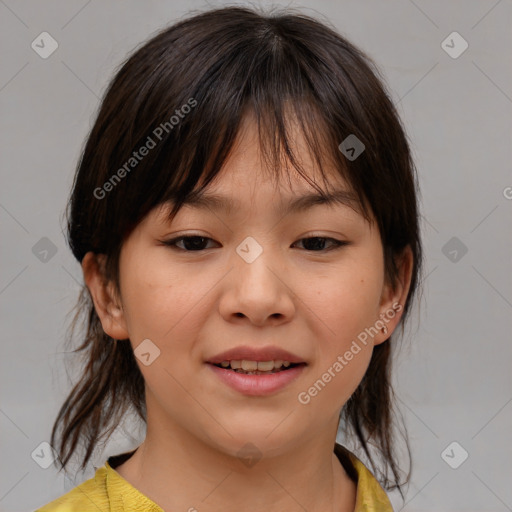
[207,361,307,395]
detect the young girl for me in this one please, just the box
[36,6,422,512]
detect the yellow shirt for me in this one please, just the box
[35,443,393,511]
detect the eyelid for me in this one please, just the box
[159,233,350,252]
[159,234,218,251]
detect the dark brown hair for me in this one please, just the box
[52,5,423,499]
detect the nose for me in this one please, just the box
[218,240,296,327]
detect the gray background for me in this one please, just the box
[1,0,511,511]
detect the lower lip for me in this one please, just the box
[207,363,306,396]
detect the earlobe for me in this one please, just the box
[375,246,414,345]
[81,252,130,340]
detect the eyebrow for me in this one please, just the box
[179,188,361,215]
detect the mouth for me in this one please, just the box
[209,360,306,375]
[206,359,307,396]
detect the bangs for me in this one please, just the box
[158,101,373,227]
[96,10,378,238]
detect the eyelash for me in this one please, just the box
[160,235,349,253]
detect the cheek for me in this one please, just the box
[118,248,216,342]
[295,280,376,416]
[117,253,212,407]
[291,252,383,408]
[299,256,384,342]
[299,346,373,415]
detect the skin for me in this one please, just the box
[82,113,413,512]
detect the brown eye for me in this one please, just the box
[293,237,348,252]
[161,236,348,253]
[162,236,218,251]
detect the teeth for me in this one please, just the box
[219,359,293,371]
[242,360,258,371]
[256,360,274,371]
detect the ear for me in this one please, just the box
[81,251,130,340]
[374,245,414,345]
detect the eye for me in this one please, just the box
[293,237,348,252]
[161,235,218,251]
[160,235,348,253]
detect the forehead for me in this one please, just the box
[190,112,357,206]
[151,172,364,230]
[167,184,362,218]
[152,111,369,223]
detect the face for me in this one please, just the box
[84,114,411,460]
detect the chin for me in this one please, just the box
[203,428,302,462]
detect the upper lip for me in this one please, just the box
[206,345,306,365]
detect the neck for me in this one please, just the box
[115,424,356,512]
